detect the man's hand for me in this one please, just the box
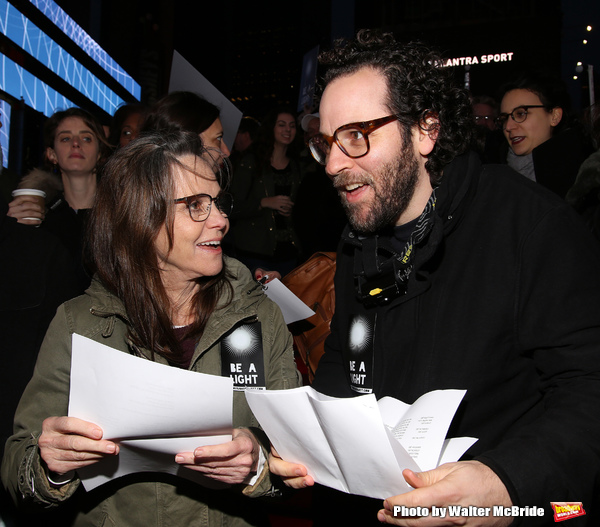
[175,428,260,485]
[39,416,119,476]
[378,461,513,526]
[268,446,314,488]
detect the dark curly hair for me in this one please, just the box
[319,30,473,185]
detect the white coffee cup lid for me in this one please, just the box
[12,188,46,198]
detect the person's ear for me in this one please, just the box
[550,107,563,128]
[46,147,57,164]
[417,111,439,156]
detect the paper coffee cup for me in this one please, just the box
[11,188,46,222]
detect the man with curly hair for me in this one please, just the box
[270,30,600,526]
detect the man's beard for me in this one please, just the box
[338,147,420,234]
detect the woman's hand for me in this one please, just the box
[38,416,119,476]
[7,196,45,225]
[268,446,314,489]
[175,428,260,485]
[261,195,294,216]
[254,268,282,283]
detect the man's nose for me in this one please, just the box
[325,142,352,178]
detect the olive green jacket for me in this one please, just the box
[1,256,301,526]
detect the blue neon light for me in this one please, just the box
[29,0,141,100]
[0,53,74,117]
[0,99,9,167]
[0,0,128,115]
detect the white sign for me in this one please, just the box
[441,52,514,67]
[169,51,243,150]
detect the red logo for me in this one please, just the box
[551,502,586,522]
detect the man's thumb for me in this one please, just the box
[403,468,429,488]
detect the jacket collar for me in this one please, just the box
[435,151,482,235]
[85,256,265,347]
[339,151,482,303]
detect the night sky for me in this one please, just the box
[54,0,600,116]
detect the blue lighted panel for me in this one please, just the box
[0,53,74,116]
[30,0,141,100]
[0,99,9,167]
[1,0,127,115]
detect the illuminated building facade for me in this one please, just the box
[0,0,140,175]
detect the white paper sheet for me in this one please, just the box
[261,278,315,324]
[245,386,476,500]
[78,436,232,491]
[69,334,234,490]
[381,390,467,471]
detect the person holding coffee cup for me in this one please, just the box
[8,107,111,291]
[8,109,109,224]
[12,188,46,227]
[9,189,46,225]
[7,186,47,225]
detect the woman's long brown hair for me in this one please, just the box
[88,130,232,364]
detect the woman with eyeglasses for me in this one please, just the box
[1,130,300,526]
[494,73,592,198]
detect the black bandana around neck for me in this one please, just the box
[351,190,437,306]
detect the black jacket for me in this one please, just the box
[0,199,80,449]
[487,127,593,199]
[313,152,600,524]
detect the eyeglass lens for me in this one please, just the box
[309,115,399,165]
[496,106,545,128]
[309,126,370,165]
[309,136,331,165]
[187,193,233,221]
[511,108,529,122]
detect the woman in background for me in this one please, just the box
[7,107,111,291]
[230,107,303,276]
[494,73,592,198]
[108,102,147,149]
[143,91,230,158]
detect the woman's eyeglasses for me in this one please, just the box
[495,105,548,129]
[174,192,233,222]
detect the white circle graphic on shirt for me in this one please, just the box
[348,315,373,356]
[225,326,260,358]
